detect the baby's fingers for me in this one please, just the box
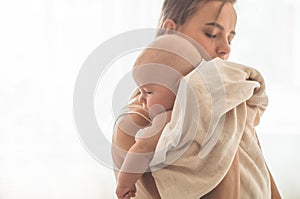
[123,192,134,199]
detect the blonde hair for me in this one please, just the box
[133,34,203,93]
[134,34,202,76]
[157,0,236,29]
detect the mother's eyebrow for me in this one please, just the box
[205,22,236,35]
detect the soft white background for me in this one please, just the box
[0,0,299,198]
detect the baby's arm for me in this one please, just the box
[116,110,172,198]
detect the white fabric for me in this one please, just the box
[149,58,271,199]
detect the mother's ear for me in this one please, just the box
[162,19,177,30]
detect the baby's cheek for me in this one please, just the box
[148,104,167,118]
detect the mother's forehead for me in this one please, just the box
[192,1,237,30]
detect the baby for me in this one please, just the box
[115,34,202,199]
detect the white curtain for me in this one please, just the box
[0,0,299,198]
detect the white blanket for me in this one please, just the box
[149,58,271,199]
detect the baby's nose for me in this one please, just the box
[138,93,146,105]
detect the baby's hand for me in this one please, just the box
[151,110,172,129]
[116,184,136,199]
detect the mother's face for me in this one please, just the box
[164,1,237,60]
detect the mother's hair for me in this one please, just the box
[157,0,237,28]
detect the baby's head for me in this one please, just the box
[133,34,202,117]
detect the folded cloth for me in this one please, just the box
[149,58,271,199]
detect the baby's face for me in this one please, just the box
[138,83,176,117]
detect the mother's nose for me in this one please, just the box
[216,39,231,59]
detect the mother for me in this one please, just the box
[112,0,281,198]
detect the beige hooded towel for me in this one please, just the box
[147,57,274,199]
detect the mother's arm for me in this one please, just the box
[112,105,161,199]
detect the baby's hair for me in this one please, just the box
[134,49,193,77]
[134,34,202,76]
[133,34,202,94]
